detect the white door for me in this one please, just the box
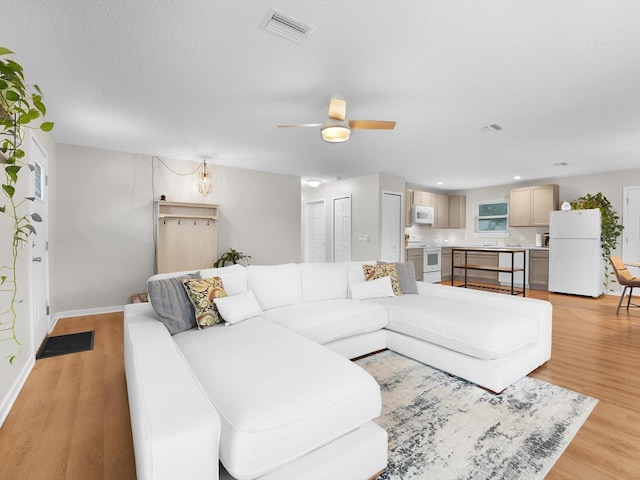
[381,192,402,262]
[30,135,50,350]
[305,200,326,262]
[623,186,640,273]
[333,196,351,262]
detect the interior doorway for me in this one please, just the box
[29,133,50,351]
[305,200,326,262]
[333,196,352,262]
[381,191,403,262]
[623,186,640,271]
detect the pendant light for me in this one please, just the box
[197,159,213,197]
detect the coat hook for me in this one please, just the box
[194,220,197,226]
[178,218,181,225]
[207,220,211,226]
[163,218,166,225]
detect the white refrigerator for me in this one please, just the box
[548,208,602,297]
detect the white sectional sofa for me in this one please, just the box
[124,261,552,480]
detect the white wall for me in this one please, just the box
[0,130,56,427]
[52,144,301,314]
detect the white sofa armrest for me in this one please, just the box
[124,303,221,480]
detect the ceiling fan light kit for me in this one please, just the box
[321,118,351,142]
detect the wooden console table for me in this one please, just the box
[452,247,527,296]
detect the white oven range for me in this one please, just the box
[406,235,442,283]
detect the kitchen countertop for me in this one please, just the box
[405,244,549,251]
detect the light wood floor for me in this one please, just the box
[1,291,640,479]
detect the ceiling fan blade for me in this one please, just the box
[328,97,347,121]
[349,120,396,130]
[277,123,322,128]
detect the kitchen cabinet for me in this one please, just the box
[529,249,549,291]
[509,185,559,227]
[412,190,433,207]
[448,195,466,229]
[405,248,423,281]
[435,194,449,228]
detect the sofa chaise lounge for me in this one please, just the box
[124,261,552,480]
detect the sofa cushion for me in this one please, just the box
[363,264,402,295]
[173,318,381,479]
[345,261,376,286]
[371,294,539,359]
[198,264,248,296]
[183,276,227,328]
[247,264,302,311]
[147,272,200,335]
[262,299,389,344]
[300,263,349,302]
[377,261,418,294]
[349,276,395,300]
[215,290,263,325]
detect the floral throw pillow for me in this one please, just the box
[362,264,403,296]
[182,276,227,329]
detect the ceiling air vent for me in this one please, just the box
[261,8,315,43]
[482,123,503,133]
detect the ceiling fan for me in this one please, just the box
[277,94,396,143]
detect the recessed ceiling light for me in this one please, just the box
[482,123,503,133]
[307,179,321,188]
[513,176,521,180]
[553,162,569,167]
[436,181,443,185]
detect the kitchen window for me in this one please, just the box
[475,199,509,236]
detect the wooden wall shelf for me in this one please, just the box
[155,201,220,274]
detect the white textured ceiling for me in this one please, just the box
[2,1,640,190]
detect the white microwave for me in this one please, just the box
[412,205,434,225]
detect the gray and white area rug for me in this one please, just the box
[356,350,597,480]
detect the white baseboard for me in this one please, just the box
[50,305,125,332]
[0,355,35,428]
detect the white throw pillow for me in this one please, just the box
[214,290,264,325]
[349,276,395,300]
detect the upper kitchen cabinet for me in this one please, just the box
[412,190,433,207]
[435,194,449,228]
[448,195,466,229]
[509,185,559,227]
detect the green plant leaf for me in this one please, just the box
[0,47,15,56]
[2,184,15,198]
[1,275,6,284]
[5,165,21,182]
[40,121,54,132]
[0,205,5,213]
[34,99,46,115]
[8,355,16,365]
[5,90,19,101]
[0,79,7,90]
[25,224,36,235]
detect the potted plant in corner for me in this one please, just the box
[0,46,54,363]
[214,248,251,268]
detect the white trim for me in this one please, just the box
[50,305,125,332]
[0,355,35,428]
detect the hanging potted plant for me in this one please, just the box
[0,46,54,364]
[570,192,624,289]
